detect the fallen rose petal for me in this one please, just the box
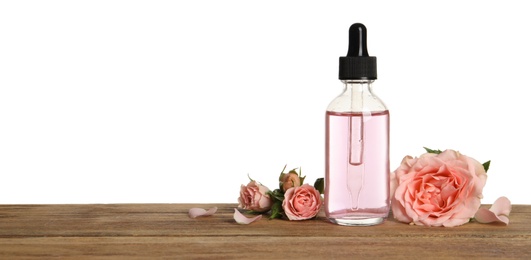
[233,208,262,224]
[489,196,512,216]
[474,197,511,225]
[188,207,218,218]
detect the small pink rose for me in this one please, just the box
[474,196,511,225]
[282,184,322,220]
[238,180,272,213]
[390,149,487,227]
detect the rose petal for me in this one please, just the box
[233,208,262,224]
[489,196,512,216]
[474,197,511,225]
[188,207,218,218]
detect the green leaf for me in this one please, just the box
[482,160,491,173]
[267,189,284,202]
[269,201,283,219]
[244,209,266,215]
[424,147,442,154]
[314,178,324,194]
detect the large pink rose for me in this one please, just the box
[282,184,322,220]
[238,181,272,213]
[390,149,487,227]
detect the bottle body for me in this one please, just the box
[325,80,390,226]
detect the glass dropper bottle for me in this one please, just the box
[325,23,390,226]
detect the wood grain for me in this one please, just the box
[1,204,530,259]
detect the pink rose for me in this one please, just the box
[390,149,487,227]
[279,172,301,192]
[282,184,322,220]
[238,181,272,213]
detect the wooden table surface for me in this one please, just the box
[0,204,530,259]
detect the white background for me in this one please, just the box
[1,1,530,204]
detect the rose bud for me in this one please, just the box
[279,171,301,192]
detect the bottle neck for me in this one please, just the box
[341,79,374,93]
[326,79,386,112]
[342,79,374,86]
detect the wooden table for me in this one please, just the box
[0,204,530,259]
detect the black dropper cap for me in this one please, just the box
[339,23,377,80]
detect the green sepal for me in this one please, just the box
[247,174,254,182]
[424,147,442,154]
[278,165,288,181]
[297,167,306,185]
[482,160,491,173]
[278,165,288,190]
[314,178,324,194]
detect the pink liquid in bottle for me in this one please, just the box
[325,110,390,226]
